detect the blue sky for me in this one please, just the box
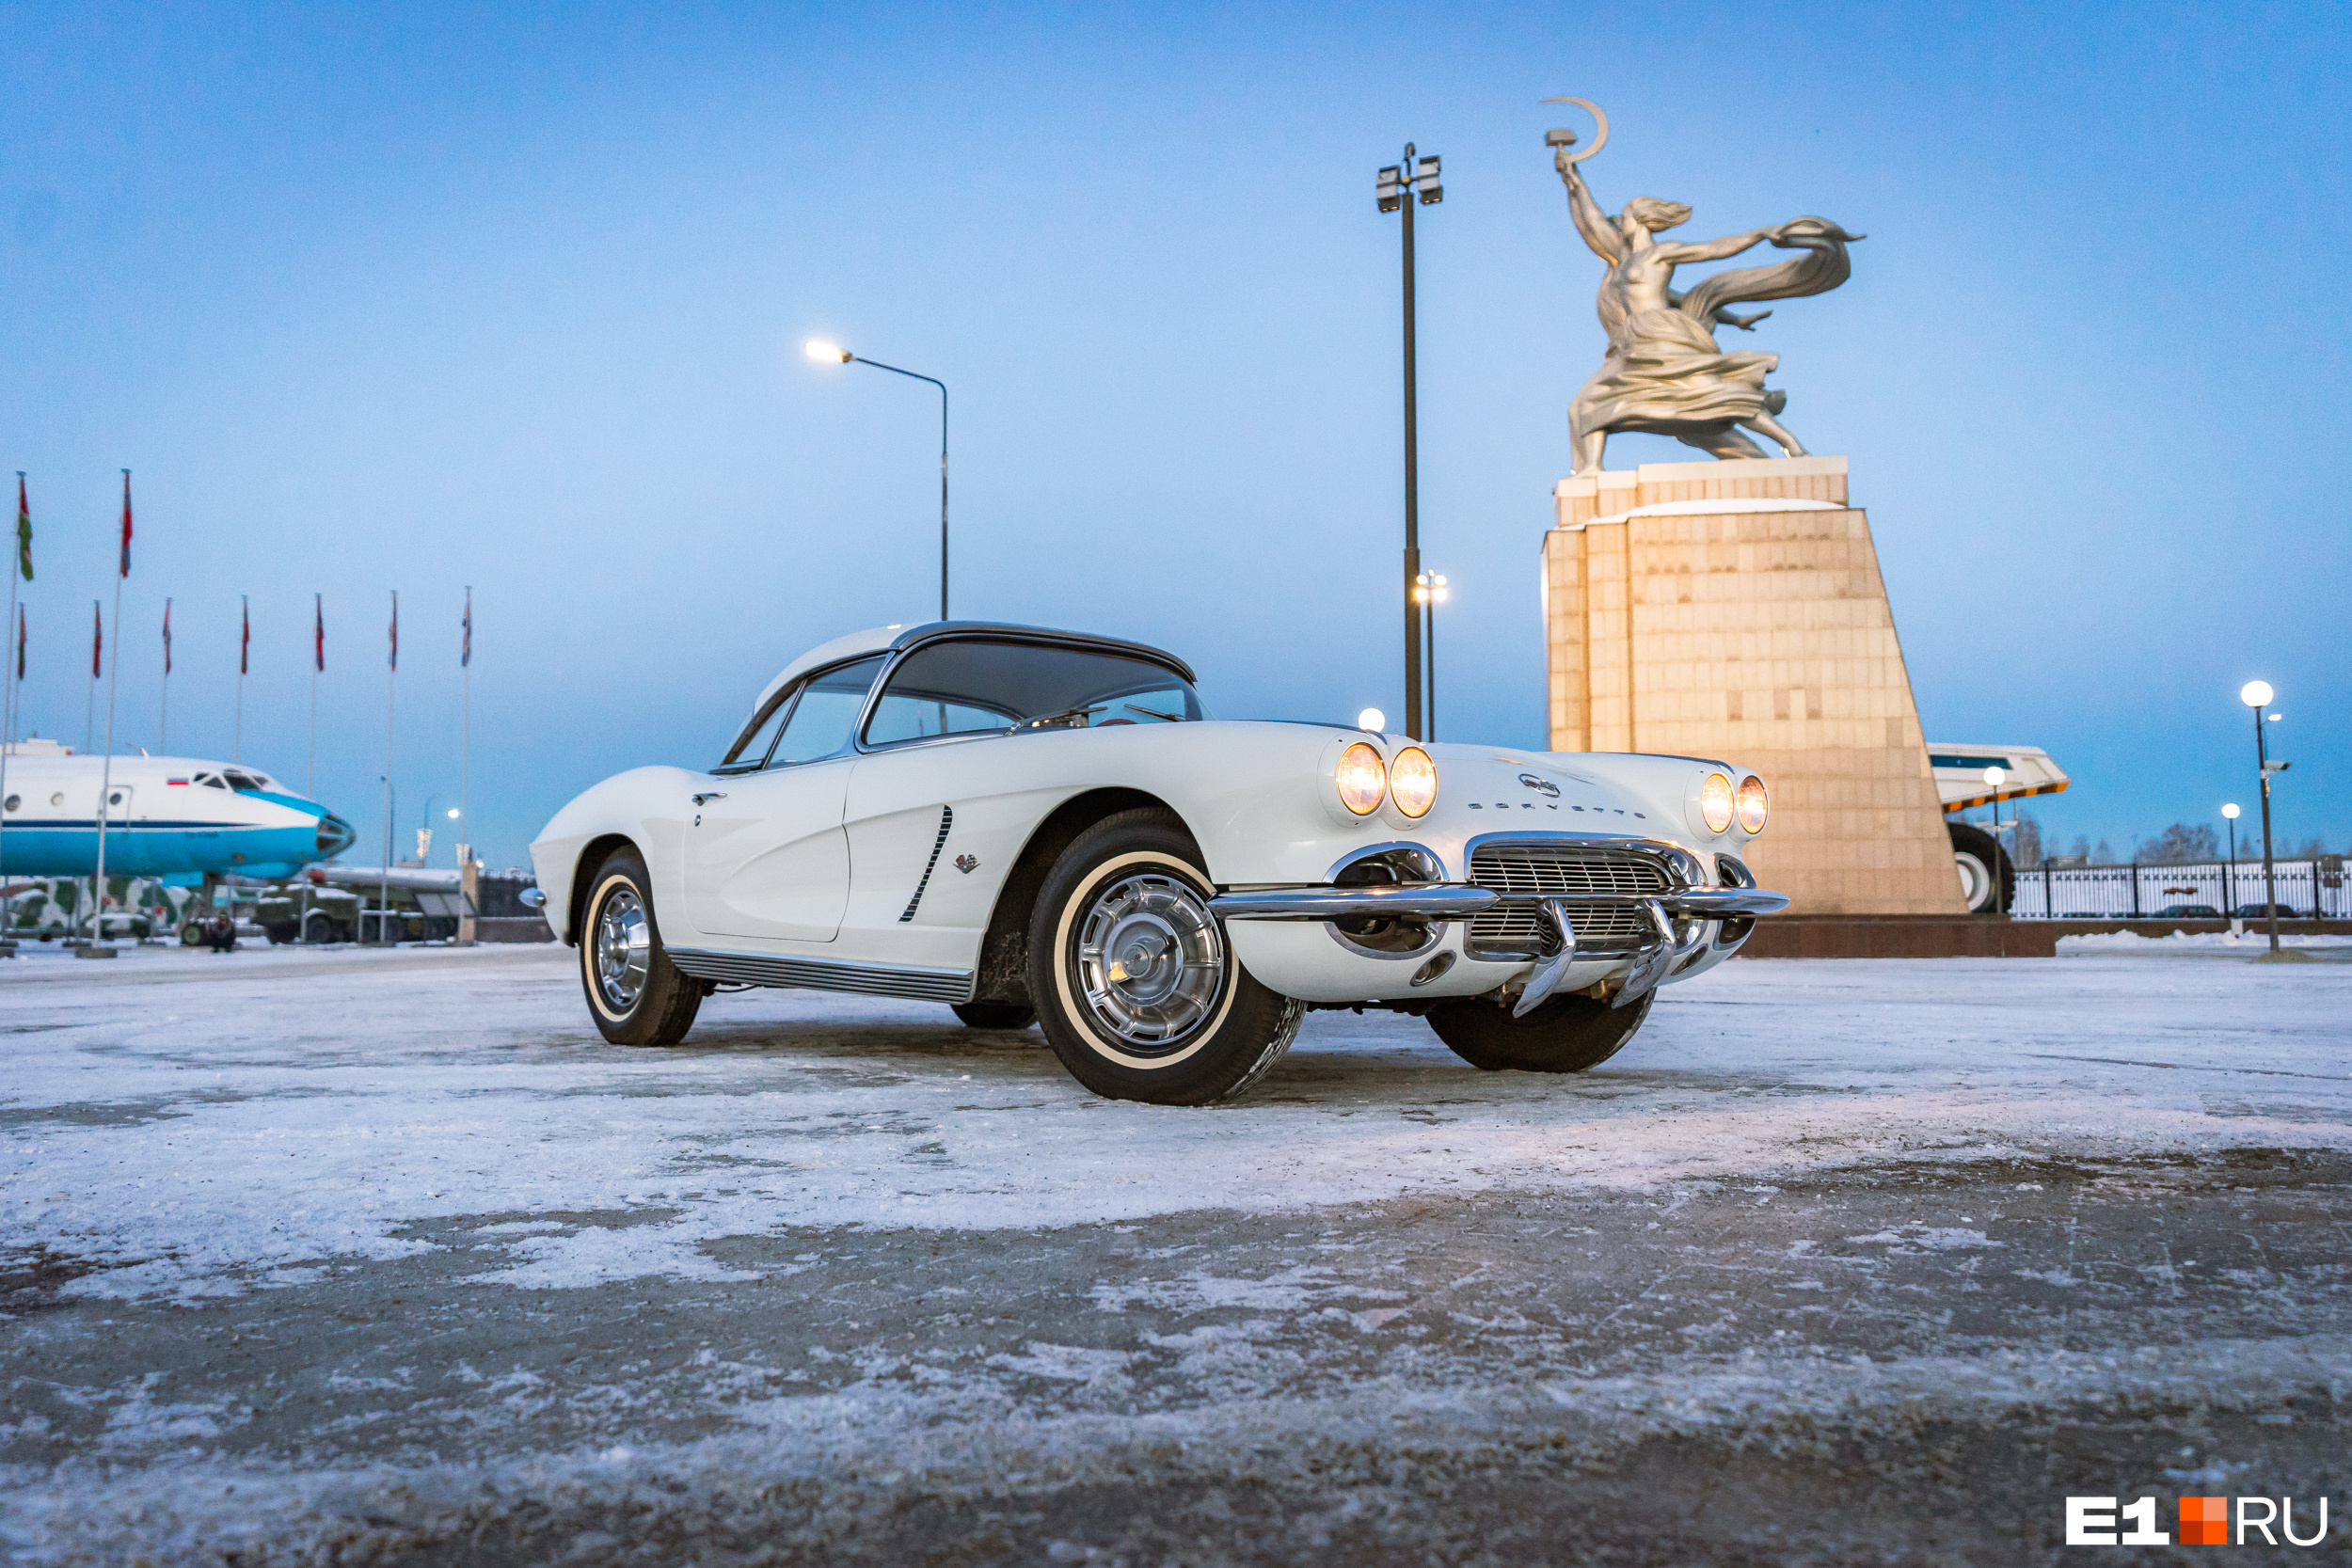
[3,0,2345,869]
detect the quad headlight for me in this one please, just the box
[1389,747,1438,818]
[1699,771,1736,834]
[1335,742,1388,816]
[1736,773,1769,834]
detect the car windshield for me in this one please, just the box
[865,639,1205,746]
[718,655,887,772]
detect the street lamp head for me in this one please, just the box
[2222,802,2242,820]
[1982,766,2005,786]
[1357,707,1388,732]
[804,340,851,364]
[446,808,460,819]
[2267,712,2282,721]
[2240,680,2274,707]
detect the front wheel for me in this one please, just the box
[579,848,705,1047]
[1027,809,1302,1105]
[1427,990,1654,1073]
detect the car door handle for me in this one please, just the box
[691,792,727,805]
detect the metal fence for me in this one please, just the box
[2006,856,2348,920]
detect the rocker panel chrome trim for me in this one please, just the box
[666,946,974,1004]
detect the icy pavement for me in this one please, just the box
[4,944,2351,1564]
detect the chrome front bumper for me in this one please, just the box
[1205,884,1788,922]
[1208,836,1789,1012]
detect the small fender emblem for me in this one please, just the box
[1518,773,1561,798]
[954,853,979,874]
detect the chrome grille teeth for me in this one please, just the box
[1466,846,1670,953]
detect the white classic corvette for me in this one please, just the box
[530,621,1788,1103]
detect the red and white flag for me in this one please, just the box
[240,595,250,675]
[163,598,172,675]
[90,601,102,677]
[118,470,132,578]
[389,591,398,671]
[314,594,324,673]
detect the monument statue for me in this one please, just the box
[1548,99,1862,474]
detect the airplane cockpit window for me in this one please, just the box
[223,770,265,792]
[196,772,229,789]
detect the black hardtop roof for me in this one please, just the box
[888,622,1198,686]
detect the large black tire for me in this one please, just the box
[579,848,705,1048]
[951,1002,1037,1030]
[1948,821,2014,914]
[1027,808,1303,1105]
[1427,991,1655,1073]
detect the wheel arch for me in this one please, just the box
[971,786,1194,1005]
[566,832,641,947]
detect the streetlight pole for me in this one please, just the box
[1415,571,1449,741]
[1378,146,1442,740]
[2221,802,2240,915]
[2240,682,2283,955]
[805,341,948,621]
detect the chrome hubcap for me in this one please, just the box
[1074,872,1225,1053]
[594,888,651,1010]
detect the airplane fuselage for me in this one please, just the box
[0,747,354,881]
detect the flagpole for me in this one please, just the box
[380,589,395,944]
[234,594,246,764]
[309,594,320,799]
[457,586,475,945]
[84,601,97,754]
[0,474,23,952]
[84,469,130,958]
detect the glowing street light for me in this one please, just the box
[803,339,949,620]
[1357,707,1388,733]
[2222,801,2243,910]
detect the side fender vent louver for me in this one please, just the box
[899,805,955,923]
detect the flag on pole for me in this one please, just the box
[13,473,29,582]
[163,598,172,675]
[389,591,398,671]
[314,594,325,672]
[91,601,102,677]
[462,590,471,668]
[240,596,250,675]
[15,605,24,680]
[119,470,133,578]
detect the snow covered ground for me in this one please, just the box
[5,943,2350,1563]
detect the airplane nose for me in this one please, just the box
[315,812,356,859]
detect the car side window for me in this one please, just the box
[718,690,796,772]
[768,656,886,766]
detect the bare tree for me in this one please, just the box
[2145,823,2221,864]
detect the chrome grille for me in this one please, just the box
[1467,844,1671,953]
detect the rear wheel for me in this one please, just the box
[579,848,704,1047]
[1948,821,2014,913]
[1027,809,1302,1105]
[952,1002,1037,1030]
[1427,991,1654,1073]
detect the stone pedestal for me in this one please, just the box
[1543,456,1963,915]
